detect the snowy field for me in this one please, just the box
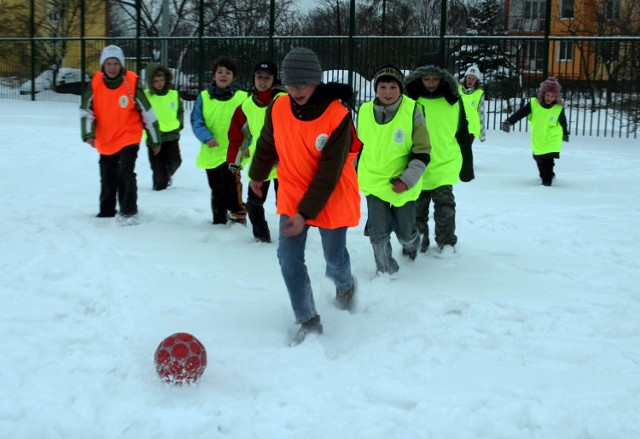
[1,98,639,438]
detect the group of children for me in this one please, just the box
[81,44,569,273]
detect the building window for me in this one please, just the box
[559,41,573,61]
[560,0,574,19]
[604,0,620,20]
[524,0,546,31]
[49,11,60,22]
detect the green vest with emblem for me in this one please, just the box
[144,89,180,134]
[357,97,422,206]
[196,89,248,169]
[416,96,462,190]
[529,98,563,155]
[241,93,285,181]
[458,85,483,138]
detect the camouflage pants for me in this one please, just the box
[416,185,457,249]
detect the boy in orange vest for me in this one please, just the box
[249,48,361,346]
[80,45,161,220]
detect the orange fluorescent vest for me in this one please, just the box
[91,71,143,155]
[271,96,361,229]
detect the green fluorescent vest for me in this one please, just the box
[458,85,483,138]
[196,90,248,169]
[357,97,422,207]
[144,89,180,133]
[416,96,462,190]
[241,93,284,181]
[529,98,563,155]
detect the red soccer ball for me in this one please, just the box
[154,333,207,384]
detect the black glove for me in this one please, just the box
[563,134,569,142]
[501,122,511,133]
[459,148,475,183]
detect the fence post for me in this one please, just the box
[348,0,356,93]
[269,0,275,61]
[80,0,86,94]
[30,0,36,101]
[439,0,447,63]
[543,0,552,78]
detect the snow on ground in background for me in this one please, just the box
[1,99,639,439]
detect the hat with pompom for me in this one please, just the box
[538,76,563,105]
[463,65,483,82]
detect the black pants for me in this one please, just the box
[205,164,245,224]
[148,140,182,190]
[246,179,278,241]
[98,144,139,216]
[534,155,556,186]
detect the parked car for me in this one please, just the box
[322,70,374,107]
[177,72,211,101]
[19,68,90,95]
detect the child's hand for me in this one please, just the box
[84,137,95,147]
[281,213,306,237]
[151,146,161,156]
[563,134,569,142]
[500,122,511,133]
[206,138,219,147]
[390,178,408,193]
[249,180,263,198]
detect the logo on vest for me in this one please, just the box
[315,134,328,151]
[393,129,406,144]
[119,95,129,108]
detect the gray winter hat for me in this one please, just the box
[281,47,322,86]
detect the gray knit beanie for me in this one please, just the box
[282,47,322,86]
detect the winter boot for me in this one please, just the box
[402,248,417,260]
[335,278,357,311]
[420,235,430,253]
[289,315,323,346]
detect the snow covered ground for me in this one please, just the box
[1,98,639,438]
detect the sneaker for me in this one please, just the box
[335,278,357,311]
[402,248,417,260]
[436,244,456,258]
[289,315,323,346]
[229,211,247,225]
[117,212,140,226]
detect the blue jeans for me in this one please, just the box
[277,215,354,323]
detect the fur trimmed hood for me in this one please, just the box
[404,64,460,105]
[145,63,174,90]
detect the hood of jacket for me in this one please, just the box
[145,63,174,94]
[404,64,460,105]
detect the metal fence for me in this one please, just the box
[0,35,638,138]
